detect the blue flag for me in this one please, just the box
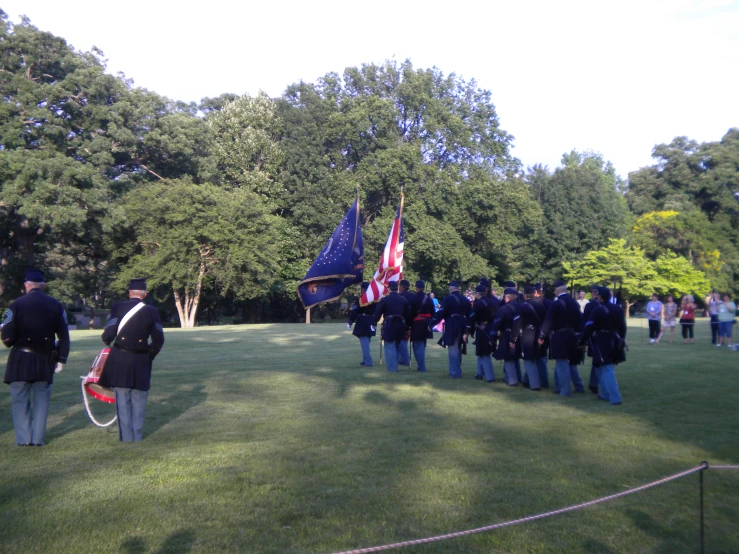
[297,196,364,309]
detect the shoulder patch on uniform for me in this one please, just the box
[62,311,68,324]
[2,309,12,326]
[105,317,119,328]
[155,323,163,332]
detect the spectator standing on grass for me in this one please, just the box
[661,295,678,343]
[679,295,696,344]
[646,293,663,344]
[429,292,440,312]
[577,291,588,312]
[707,292,720,345]
[717,294,736,347]
[2,269,70,447]
[347,282,376,367]
[99,278,164,442]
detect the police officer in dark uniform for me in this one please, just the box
[397,280,414,366]
[533,283,551,388]
[582,284,601,394]
[348,282,376,367]
[99,278,164,442]
[2,268,70,446]
[491,287,521,385]
[539,279,585,397]
[373,281,410,373]
[469,284,497,382]
[430,281,471,378]
[407,280,434,372]
[513,285,548,391]
[579,286,626,405]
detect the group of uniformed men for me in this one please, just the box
[3,270,164,446]
[348,277,627,405]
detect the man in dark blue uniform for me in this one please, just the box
[579,286,626,405]
[348,282,376,367]
[373,281,410,373]
[99,278,165,442]
[407,280,434,372]
[539,279,585,397]
[397,280,414,366]
[491,288,521,385]
[533,283,551,388]
[513,286,548,391]
[582,284,601,394]
[430,281,470,378]
[469,284,497,382]
[2,269,70,446]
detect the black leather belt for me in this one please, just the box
[113,344,149,354]
[12,346,53,357]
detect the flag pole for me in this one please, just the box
[306,307,311,325]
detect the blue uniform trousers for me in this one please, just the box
[115,387,149,442]
[503,361,518,385]
[398,339,410,366]
[359,336,373,366]
[553,360,585,396]
[447,344,462,378]
[588,363,598,391]
[384,341,401,372]
[412,341,427,372]
[9,381,51,445]
[476,355,495,381]
[597,364,622,405]
[537,357,549,388]
[524,359,541,389]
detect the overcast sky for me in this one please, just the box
[3,0,738,177]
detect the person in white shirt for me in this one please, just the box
[576,291,588,312]
[645,293,663,344]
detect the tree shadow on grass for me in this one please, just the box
[120,529,196,554]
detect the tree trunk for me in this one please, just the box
[172,262,206,328]
[625,300,632,318]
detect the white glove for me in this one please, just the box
[346,323,352,330]
[54,362,64,374]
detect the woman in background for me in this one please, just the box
[679,295,696,344]
[661,295,678,343]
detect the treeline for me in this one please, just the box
[1,14,737,326]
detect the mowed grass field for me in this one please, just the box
[1,319,738,554]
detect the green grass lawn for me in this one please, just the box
[1,319,737,554]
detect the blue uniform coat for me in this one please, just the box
[430,291,471,348]
[348,301,376,337]
[540,294,583,363]
[513,300,548,359]
[491,301,521,361]
[373,292,410,343]
[408,292,434,342]
[579,302,627,366]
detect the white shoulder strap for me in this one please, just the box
[116,302,147,336]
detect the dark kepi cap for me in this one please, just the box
[24,268,45,283]
[387,281,399,291]
[478,277,490,287]
[504,280,516,288]
[533,283,542,291]
[598,286,611,300]
[523,285,535,295]
[361,281,370,291]
[399,279,411,289]
[590,284,600,291]
[415,280,425,289]
[448,280,460,288]
[128,278,147,291]
[475,284,487,293]
[504,287,518,296]
[552,279,566,288]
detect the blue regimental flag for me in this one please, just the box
[297,195,364,309]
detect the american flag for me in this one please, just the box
[360,195,404,306]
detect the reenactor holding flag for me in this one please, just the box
[347,282,376,367]
[373,281,410,373]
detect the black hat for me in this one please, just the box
[128,278,147,291]
[415,280,425,289]
[399,279,411,289]
[523,285,535,295]
[504,287,518,296]
[504,280,516,288]
[552,279,566,288]
[387,281,398,291]
[361,281,370,291]
[475,284,487,293]
[478,277,490,287]
[449,280,460,288]
[598,286,611,299]
[24,268,45,283]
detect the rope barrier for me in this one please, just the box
[331,462,739,554]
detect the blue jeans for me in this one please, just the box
[447,344,462,377]
[412,341,427,372]
[504,361,518,385]
[597,364,622,404]
[554,360,585,396]
[359,336,373,366]
[537,358,549,388]
[524,359,541,389]
[476,356,495,381]
[398,339,410,366]
[384,341,401,372]
[9,381,51,445]
[115,388,149,442]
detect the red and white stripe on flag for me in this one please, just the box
[360,198,404,306]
